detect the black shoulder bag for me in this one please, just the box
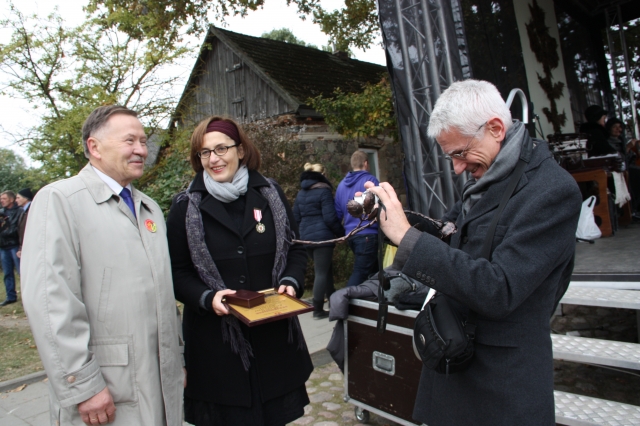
[413,159,527,375]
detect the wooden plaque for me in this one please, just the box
[227,289,313,327]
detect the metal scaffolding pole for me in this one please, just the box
[616,5,639,139]
[605,6,638,139]
[394,2,432,215]
[378,0,470,216]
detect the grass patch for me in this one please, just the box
[0,272,25,317]
[0,325,43,382]
[0,271,43,382]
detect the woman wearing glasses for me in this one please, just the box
[166,116,312,425]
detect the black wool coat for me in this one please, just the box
[293,171,344,245]
[401,137,582,426]
[166,170,312,407]
[0,203,22,248]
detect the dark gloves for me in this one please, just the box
[394,284,430,311]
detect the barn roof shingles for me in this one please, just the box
[175,26,387,117]
[213,27,386,104]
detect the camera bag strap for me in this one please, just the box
[377,203,391,334]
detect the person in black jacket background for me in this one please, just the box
[0,190,23,306]
[579,105,617,158]
[606,117,640,216]
[15,188,33,260]
[166,116,312,425]
[293,163,344,319]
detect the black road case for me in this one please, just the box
[344,298,423,425]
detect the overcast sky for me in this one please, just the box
[0,0,386,163]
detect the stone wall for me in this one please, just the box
[290,121,406,201]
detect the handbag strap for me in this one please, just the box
[377,203,391,333]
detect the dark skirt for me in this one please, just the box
[184,363,309,426]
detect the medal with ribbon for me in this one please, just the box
[254,208,266,233]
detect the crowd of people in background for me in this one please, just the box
[0,188,33,306]
[292,151,381,319]
[579,104,640,217]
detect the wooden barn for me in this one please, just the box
[170,26,405,192]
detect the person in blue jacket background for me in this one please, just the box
[334,151,380,287]
[293,163,344,318]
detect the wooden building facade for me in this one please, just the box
[171,26,405,196]
[173,26,389,124]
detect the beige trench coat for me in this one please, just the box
[21,165,183,425]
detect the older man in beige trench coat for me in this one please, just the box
[21,105,184,426]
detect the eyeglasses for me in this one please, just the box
[197,144,238,159]
[443,122,487,161]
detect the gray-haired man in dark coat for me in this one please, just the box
[365,79,582,425]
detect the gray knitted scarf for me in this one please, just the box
[181,174,304,370]
[461,120,526,216]
[203,165,249,202]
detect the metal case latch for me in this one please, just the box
[372,351,395,376]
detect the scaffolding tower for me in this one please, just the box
[377,0,471,217]
[605,5,639,139]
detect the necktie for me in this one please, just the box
[119,187,136,218]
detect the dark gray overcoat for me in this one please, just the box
[398,136,582,425]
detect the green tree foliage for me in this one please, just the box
[310,0,377,52]
[0,5,189,182]
[87,0,379,52]
[137,127,195,213]
[0,148,47,193]
[261,27,338,53]
[261,28,306,45]
[0,148,28,192]
[310,77,396,141]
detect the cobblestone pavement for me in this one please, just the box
[289,362,402,426]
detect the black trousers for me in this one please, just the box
[306,246,335,308]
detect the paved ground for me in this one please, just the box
[0,378,50,426]
[574,221,640,273]
[289,362,400,426]
[0,304,402,426]
[0,362,401,426]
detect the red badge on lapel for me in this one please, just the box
[145,219,157,233]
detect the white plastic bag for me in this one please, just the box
[612,172,631,207]
[576,196,601,240]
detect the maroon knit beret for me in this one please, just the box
[206,120,240,144]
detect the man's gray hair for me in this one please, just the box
[427,80,512,140]
[82,105,138,159]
